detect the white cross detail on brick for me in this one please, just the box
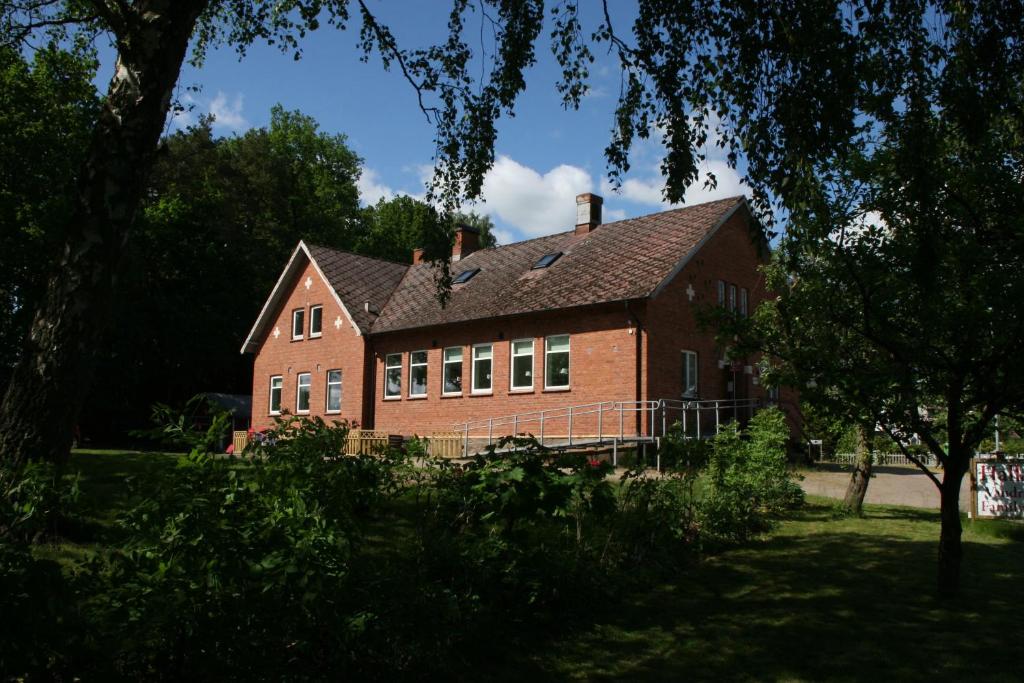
[334,315,344,330]
[686,284,696,301]
[304,276,312,290]
[273,326,281,339]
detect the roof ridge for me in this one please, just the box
[305,242,411,269]
[600,194,746,228]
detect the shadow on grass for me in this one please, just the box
[528,503,1024,683]
[63,450,182,546]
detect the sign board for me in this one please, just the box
[810,439,823,446]
[974,460,1024,519]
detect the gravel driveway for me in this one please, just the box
[799,463,972,511]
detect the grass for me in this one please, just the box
[32,449,182,563]
[38,451,1024,682]
[525,497,1024,682]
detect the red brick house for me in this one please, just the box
[242,194,783,446]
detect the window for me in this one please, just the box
[545,334,570,389]
[510,339,534,390]
[309,305,323,337]
[326,370,342,412]
[384,353,402,398]
[296,372,311,413]
[717,280,726,306]
[269,376,283,415]
[409,350,428,397]
[292,309,305,340]
[532,252,562,269]
[739,288,748,317]
[767,385,780,403]
[472,344,493,393]
[728,284,737,312]
[452,268,480,284]
[443,347,463,395]
[682,351,698,398]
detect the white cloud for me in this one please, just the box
[209,91,248,132]
[478,156,594,236]
[604,207,627,222]
[601,159,745,209]
[357,168,397,205]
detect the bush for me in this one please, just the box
[94,412,391,679]
[0,463,85,678]
[700,408,804,544]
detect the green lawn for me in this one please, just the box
[526,499,1023,682]
[45,451,1024,682]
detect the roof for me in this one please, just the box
[241,195,750,351]
[240,241,406,352]
[204,393,252,415]
[371,195,748,333]
[305,244,407,331]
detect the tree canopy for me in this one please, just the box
[1,0,1021,596]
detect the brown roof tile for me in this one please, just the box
[306,244,408,333]
[368,195,746,334]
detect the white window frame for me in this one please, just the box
[740,288,748,317]
[295,372,311,413]
[291,308,305,340]
[509,338,534,391]
[269,375,283,415]
[544,334,571,390]
[442,346,463,396]
[325,369,342,413]
[682,350,698,399]
[384,353,402,399]
[409,350,428,397]
[309,305,323,338]
[717,280,726,307]
[728,284,737,312]
[471,343,493,394]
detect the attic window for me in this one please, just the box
[532,252,562,269]
[452,268,480,285]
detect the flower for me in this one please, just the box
[588,458,601,468]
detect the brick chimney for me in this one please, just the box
[575,193,603,234]
[411,248,424,265]
[452,225,480,262]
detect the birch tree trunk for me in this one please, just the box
[0,1,207,467]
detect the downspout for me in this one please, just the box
[625,300,646,436]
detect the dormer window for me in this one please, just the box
[452,268,480,285]
[291,309,304,340]
[532,252,562,269]
[309,305,323,337]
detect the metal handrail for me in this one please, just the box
[453,397,763,457]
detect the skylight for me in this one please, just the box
[452,268,480,284]
[532,252,562,269]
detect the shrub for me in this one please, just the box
[0,463,85,678]
[95,411,381,678]
[700,408,804,544]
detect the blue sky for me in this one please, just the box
[143,2,748,245]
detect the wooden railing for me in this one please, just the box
[232,430,250,453]
[343,429,390,455]
[425,431,463,458]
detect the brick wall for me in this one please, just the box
[646,208,770,404]
[251,259,369,430]
[369,303,640,437]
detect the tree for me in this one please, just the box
[78,106,364,441]
[356,199,498,264]
[0,44,99,382]
[452,210,498,248]
[1,1,1020,598]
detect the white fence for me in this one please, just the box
[830,452,938,467]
